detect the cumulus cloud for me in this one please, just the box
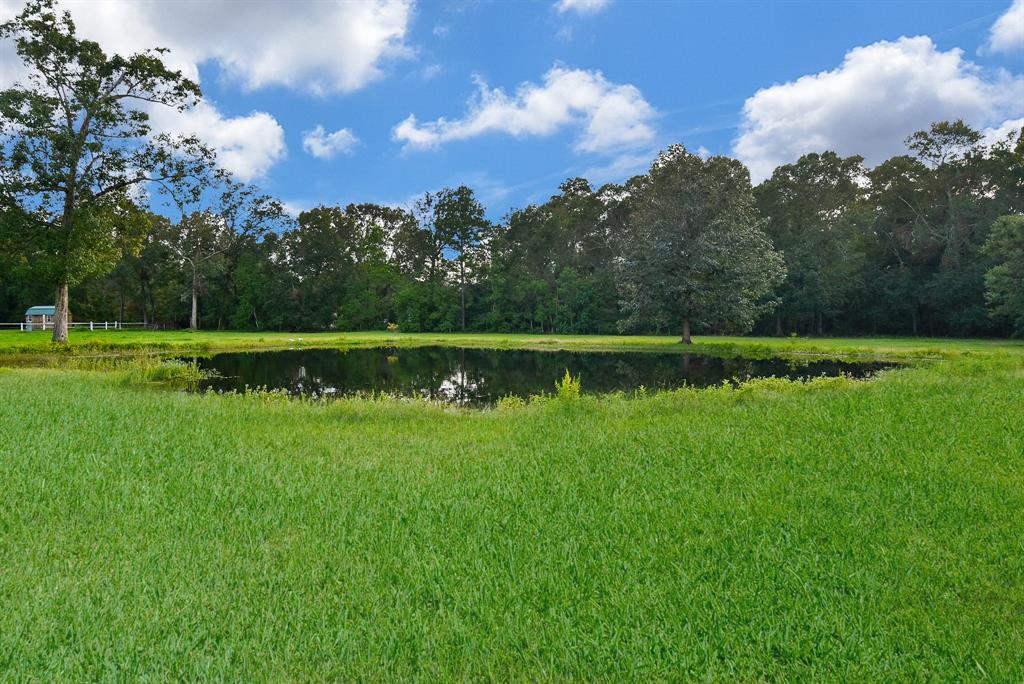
[148,102,286,182]
[733,36,1024,182]
[2,0,414,94]
[982,117,1024,146]
[302,125,360,159]
[984,0,1024,54]
[393,66,656,154]
[3,0,412,178]
[554,0,611,15]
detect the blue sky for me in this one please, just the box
[2,0,1023,219]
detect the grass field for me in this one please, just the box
[0,330,1022,680]
[4,327,1024,357]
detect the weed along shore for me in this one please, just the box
[1,330,1022,679]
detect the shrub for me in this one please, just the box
[496,394,526,411]
[555,369,581,400]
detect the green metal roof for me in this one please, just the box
[25,306,55,316]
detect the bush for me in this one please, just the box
[496,394,526,411]
[555,369,581,400]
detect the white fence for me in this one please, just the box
[0,321,150,331]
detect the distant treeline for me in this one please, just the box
[2,120,1023,339]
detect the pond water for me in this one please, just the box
[188,346,895,406]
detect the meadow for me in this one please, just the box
[0,330,1022,680]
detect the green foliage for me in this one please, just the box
[496,394,526,410]
[616,145,786,341]
[983,214,1024,336]
[394,280,459,332]
[554,368,581,400]
[125,358,206,387]
[755,152,868,334]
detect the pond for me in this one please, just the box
[187,346,895,406]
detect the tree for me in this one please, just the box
[165,210,231,330]
[433,186,488,330]
[616,145,785,343]
[983,215,1024,336]
[755,152,867,335]
[0,0,210,342]
[485,178,622,334]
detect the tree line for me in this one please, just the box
[2,1,1023,342]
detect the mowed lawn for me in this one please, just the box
[0,332,1022,680]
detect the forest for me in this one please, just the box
[1,120,1022,340]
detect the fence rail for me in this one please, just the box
[0,321,150,331]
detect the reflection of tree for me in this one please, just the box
[193,347,894,405]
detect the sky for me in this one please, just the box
[1,0,1023,219]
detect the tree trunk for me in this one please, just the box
[775,312,783,337]
[681,317,692,345]
[816,311,823,336]
[190,268,199,331]
[140,279,148,326]
[51,282,70,344]
[460,260,466,331]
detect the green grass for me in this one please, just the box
[3,327,1024,359]
[0,333,1022,679]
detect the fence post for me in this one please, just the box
[90,321,94,331]
[104,321,108,330]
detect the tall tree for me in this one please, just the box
[434,186,488,330]
[165,210,231,330]
[0,0,210,342]
[616,145,785,343]
[755,152,867,335]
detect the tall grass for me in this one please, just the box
[0,349,1021,679]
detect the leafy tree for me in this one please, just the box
[0,0,211,342]
[434,186,488,331]
[485,178,621,333]
[983,214,1024,336]
[755,152,867,335]
[165,210,232,330]
[617,145,785,343]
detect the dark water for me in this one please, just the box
[188,346,894,406]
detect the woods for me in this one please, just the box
[5,118,1021,340]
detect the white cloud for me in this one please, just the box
[393,66,656,154]
[982,117,1024,146]
[281,200,311,218]
[419,64,443,81]
[302,125,359,159]
[148,101,286,182]
[2,0,414,94]
[733,36,1024,182]
[984,0,1024,54]
[554,0,611,15]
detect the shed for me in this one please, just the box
[24,305,56,331]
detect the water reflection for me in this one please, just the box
[188,346,895,407]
